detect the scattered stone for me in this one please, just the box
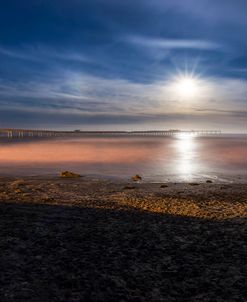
[9,179,25,190]
[189,182,200,186]
[206,179,213,183]
[160,184,168,188]
[123,185,136,190]
[60,171,81,178]
[131,174,142,181]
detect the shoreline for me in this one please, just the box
[0,175,247,219]
[1,172,247,183]
[0,175,246,301]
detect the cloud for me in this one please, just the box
[126,36,222,50]
[0,0,246,132]
[0,45,90,64]
[0,68,246,132]
[194,108,247,118]
[0,106,246,133]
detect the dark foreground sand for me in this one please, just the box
[0,176,246,301]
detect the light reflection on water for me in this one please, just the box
[0,135,246,182]
[174,134,196,178]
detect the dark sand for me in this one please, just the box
[0,176,246,301]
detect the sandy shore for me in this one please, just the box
[0,176,246,301]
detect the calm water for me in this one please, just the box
[0,134,247,182]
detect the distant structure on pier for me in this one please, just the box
[0,128,221,138]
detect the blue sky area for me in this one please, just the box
[0,0,247,131]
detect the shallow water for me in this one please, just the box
[0,134,246,182]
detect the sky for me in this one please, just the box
[0,0,247,132]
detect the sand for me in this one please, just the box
[0,176,246,301]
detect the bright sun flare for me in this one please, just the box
[168,71,209,102]
[176,77,198,98]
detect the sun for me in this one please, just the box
[167,68,209,102]
[176,76,198,98]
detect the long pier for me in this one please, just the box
[0,129,221,138]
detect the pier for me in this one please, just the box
[0,129,222,138]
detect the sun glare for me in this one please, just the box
[176,132,197,139]
[175,132,196,178]
[176,77,198,98]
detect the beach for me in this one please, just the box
[1,0,247,300]
[0,176,246,301]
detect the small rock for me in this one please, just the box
[10,179,25,188]
[206,179,213,183]
[160,184,168,188]
[60,171,81,178]
[189,182,200,186]
[123,185,136,190]
[22,193,31,197]
[131,174,142,181]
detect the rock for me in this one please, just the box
[123,185,136,190]
[10,179,25,189]
[23,194,32,199]
[60,171,81,178]
[206,179,213,183]
[189,182,200,186]
[131,174,142,181]
[160,184,168,188]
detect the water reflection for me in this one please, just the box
[0,135,247,181]
[174,133,197,179]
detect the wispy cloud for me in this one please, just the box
[0,71,247,122]
[126,36,222,50]
[0,0,246,133]
[0,45,90,64]
[194,108,247,118]
[0,106,246,132]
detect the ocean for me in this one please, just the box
[0,134,246,182]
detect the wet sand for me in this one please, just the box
[0,176,246,301]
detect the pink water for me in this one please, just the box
[0,135,246,182]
